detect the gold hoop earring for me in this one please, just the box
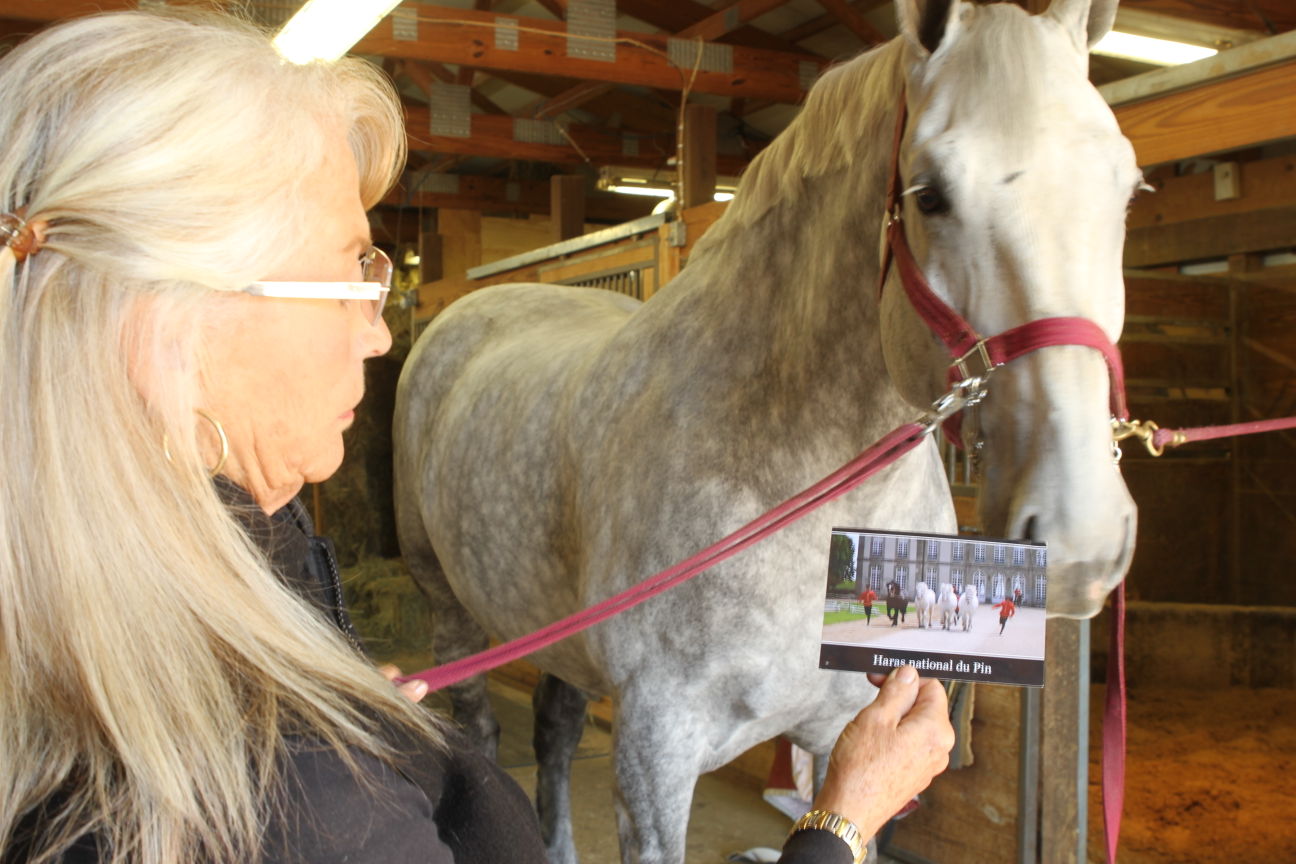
[163,409,229,478]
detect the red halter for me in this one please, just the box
[877,100,1130,432]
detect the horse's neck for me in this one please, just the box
[678,159,907,429]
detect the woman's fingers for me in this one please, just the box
[378,664,429,703]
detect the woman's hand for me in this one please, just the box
[812,666,955,838]
[378,664,429,704]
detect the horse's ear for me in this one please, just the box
[1046,0,1119,50]
[895,0,959,58]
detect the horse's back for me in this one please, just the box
[394,283,639,690]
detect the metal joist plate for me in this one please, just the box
[513,118,567,147]
[429,83,471,139]
[667,38,733,75]
[496,17,519,51]
[419,173,461,195]
[799,61,820,93]
[567,0,616,62]
[391,6,418,41]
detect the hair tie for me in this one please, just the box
[1,210,47,262]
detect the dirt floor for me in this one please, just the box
[1086,685,1296,864]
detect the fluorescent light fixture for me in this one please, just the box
[608,184,677,198]
[1092,31,1217,66]
[274,0,403,64]
[713,191,735,202]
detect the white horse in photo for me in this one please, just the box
[914,581,937,629]
[937,583,959,630]
[393,1,1137,861]
[959,587,979,631]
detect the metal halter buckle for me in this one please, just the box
[952,339,998,382]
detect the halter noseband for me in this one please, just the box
[877,98,1130,446]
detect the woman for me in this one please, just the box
[0,11,952,864]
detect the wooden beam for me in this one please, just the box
[1113,58,1296,167]
[615,0,802,53]
[812,0,887,46]
[533,0,794,127]
[677,0,795,42]
[403,105,752,173]
[382,175,652,222]
[778,0,889,45]
[681,104,717,209]
[549,174,586,241]
[398,59,509,117]
[1128,153,1296,231]
[490,70,677,133]
[1124,206,1296,268]
[359,7,823,103]
[1112,0,1293,36]
[531,81,616,119]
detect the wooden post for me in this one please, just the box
[1040,617,1090,864]
[418,210,443,286]
[680,103,717,210]
[549,174,586,243]
[1227,253,1259,602]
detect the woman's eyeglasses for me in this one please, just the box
[243,245,393,326]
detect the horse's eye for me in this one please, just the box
[914,186,948,215]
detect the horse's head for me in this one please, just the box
[878,0,1138,618]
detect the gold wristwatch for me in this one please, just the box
[788,809,865,864]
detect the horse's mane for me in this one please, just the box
[698,37,905,246]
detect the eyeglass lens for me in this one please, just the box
[360,246,393,325]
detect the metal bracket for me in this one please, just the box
[666,220,687,248]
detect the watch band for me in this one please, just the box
[788,808,866,864]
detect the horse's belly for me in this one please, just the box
[397,284,638,695]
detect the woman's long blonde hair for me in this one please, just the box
[0,11,440,863]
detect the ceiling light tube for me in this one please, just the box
[274,0,403,64]
[607,185,677,198]
[1092,31,1217,66]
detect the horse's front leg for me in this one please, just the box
[533,673,590,864]
[612,694,703,864]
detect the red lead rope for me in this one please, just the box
[399,422,932,692]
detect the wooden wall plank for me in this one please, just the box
[1124,206,1296,268]
[1114,60,1296,167]
[1128,154,1296,230]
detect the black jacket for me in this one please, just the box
[220,481,548,864]
[9,484,849,863]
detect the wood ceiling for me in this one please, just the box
[3,0,1295,223]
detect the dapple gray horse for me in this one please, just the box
[394,0,1138,861]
